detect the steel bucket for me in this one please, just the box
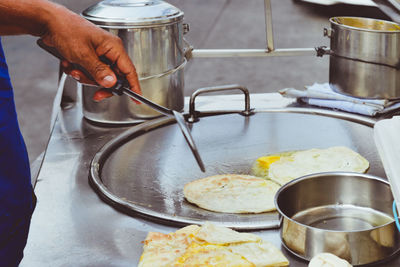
[325,17,400,99]
[81,0,186,124]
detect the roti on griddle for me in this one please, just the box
[183,174,280,213]
[138,222,289,267]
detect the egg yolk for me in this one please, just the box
[175,242,254,266]
[256,156,281,169]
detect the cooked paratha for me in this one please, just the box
[138,225,200,267]
[183,174,280,213]
[138,222,289,267]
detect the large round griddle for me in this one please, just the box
[89,108,383,230]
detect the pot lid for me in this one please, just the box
[81,0,184,27]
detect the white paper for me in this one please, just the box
[374,116,400,213]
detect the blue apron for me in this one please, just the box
[0,38,34,266]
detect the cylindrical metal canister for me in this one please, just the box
[81,0,186,124]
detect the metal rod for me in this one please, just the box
[264,0,274,51]
[191,48,317,58]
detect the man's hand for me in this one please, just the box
[42,5,142,101]
[0,0,141,101]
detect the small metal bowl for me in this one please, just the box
[275,172,400,266]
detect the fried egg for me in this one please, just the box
[252,146,369,185]
[138,222,289,267]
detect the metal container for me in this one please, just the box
[81,0,186,124]
[275,172,400,266]
[325,17,400,99]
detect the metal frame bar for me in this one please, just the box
[191,48,316,58]
[264,0,275,51]
[191,0,317,58]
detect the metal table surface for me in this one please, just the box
[20,93,400,267]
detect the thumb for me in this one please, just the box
[80,55,117,88]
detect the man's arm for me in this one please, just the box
[0,0,52,36]
[0,0,141,95]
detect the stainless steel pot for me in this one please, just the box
[275,172,400,266]
[325,17,400,99]
[81,0,187,124]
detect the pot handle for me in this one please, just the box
[187,84,254,123]
[139,58,187,82]
[315,46,331,57]
[316,28,334,57]
[323,27,334,38]
[183,37,194,60]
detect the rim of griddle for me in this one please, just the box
[89,107,377,230]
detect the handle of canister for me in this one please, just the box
[323,27,334,38]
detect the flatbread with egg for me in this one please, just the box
[138,225,200,267]
[195,222,260,244]
[252,146,369,185]
[138,222,289,267]
[183,174,280,213]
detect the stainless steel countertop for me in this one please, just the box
[20,94,400,266]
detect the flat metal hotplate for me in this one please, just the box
[90,110,384,230]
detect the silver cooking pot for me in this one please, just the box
[323,17,400,99]
[81,0,188,124]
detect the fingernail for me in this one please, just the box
[71,74,80,81]
[103,75,114,85]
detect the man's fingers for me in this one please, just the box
[96,43,142,95]
[79,51,117,88]
[125,70,142,95]
[69,70,96,85]
[61,61,97,85]
[93,89,114,102]
[90,60,116,88]
[117,56,142,95]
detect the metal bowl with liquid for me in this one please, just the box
[275,172,400,266]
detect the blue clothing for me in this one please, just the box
[0,38,34,266]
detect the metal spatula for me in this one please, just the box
[37,39,205,172]
[106,80,205,172]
